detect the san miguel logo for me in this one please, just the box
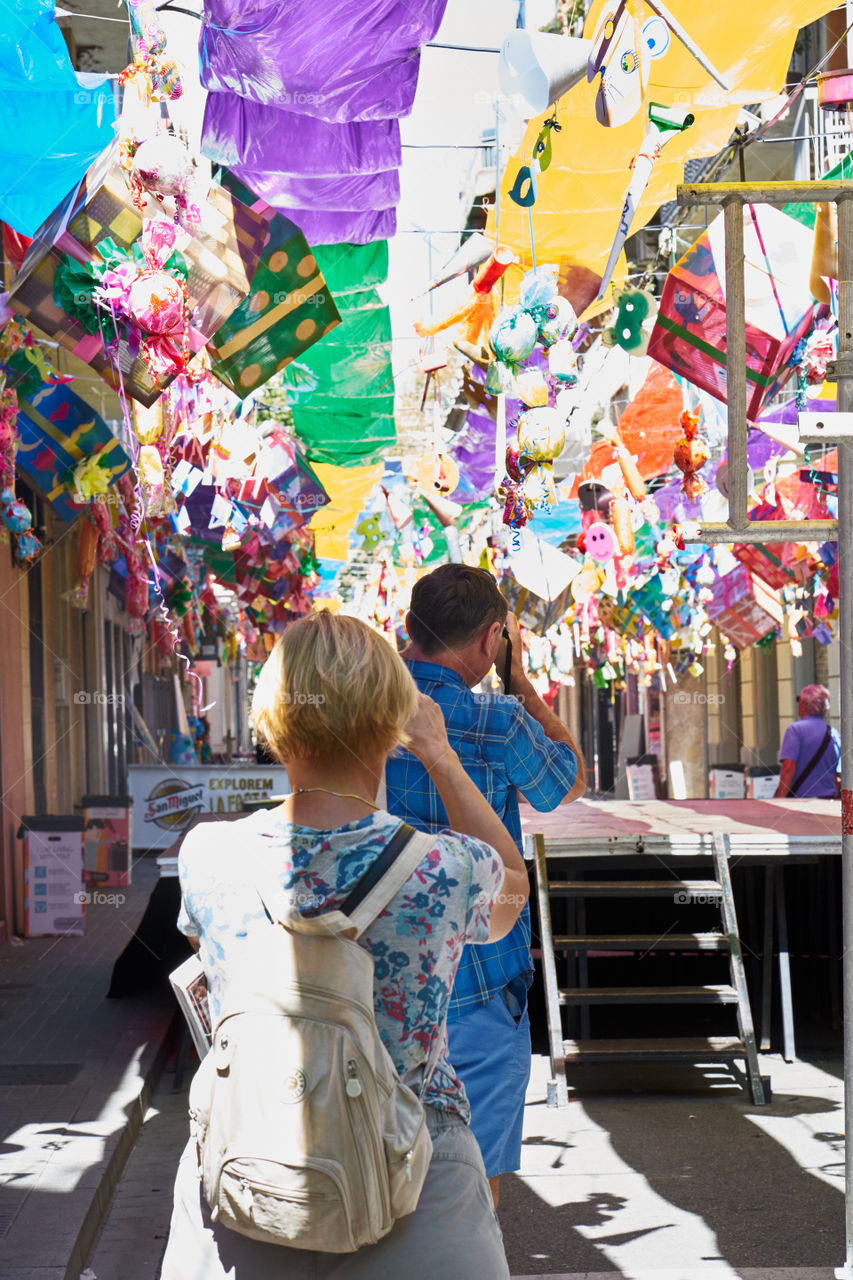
[144,779,205,832]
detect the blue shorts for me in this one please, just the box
[446,976,532,1178]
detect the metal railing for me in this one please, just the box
[792,84,853,179]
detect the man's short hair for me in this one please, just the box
[408,564,508,656]
[799,683,830,717]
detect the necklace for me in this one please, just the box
[292,786,379,810]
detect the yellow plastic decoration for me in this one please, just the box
[138,443,165,488]
[514,369,550,407]
[132,400,164,445]
[71,453,111,500]
[402,452,460,498]
[488,0,836,311]
[309,462,384,561]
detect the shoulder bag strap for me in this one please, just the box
[340,821,416,917]
[790,724,832,797]
[256,822,434,940]
[252,821,414,928]
[418,1020,447,1100]
[342,825,435,938]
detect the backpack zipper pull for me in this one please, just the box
[345,1060,363,1098]
[404,1149,414,1182]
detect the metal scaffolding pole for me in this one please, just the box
[676,180,850,1273]
[724,199,748,529]
[834,191,853,1280]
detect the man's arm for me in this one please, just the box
[775,723,800,799]
[501,612,587,801]
[774,758,796,798]
[405,694,529,943]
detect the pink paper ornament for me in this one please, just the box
[131,134,200,230]
[586,521,618,561]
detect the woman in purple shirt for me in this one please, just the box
[775,684,841,799]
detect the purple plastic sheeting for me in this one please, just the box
[226,169,401,212]
[253,204,397,247]
[199,1,448,249]
[450,409,497,500]
[203,97,402,174]
[759,392,836,424]
[200,0,446,120]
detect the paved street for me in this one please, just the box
[503,1056,843,1279]
[86,1075,187,1280]
[0,855,173,1280]
[84,1053,845,1280]
[0,850,844,1280]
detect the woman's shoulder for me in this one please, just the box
[178,813,268,876]
[432,828,502,867]
[373,814,498,867]
[427,830,505,898]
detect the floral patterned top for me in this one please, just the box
[177,808,505,1121]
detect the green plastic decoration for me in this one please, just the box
[283,241,396,466]
[356,514,383,549]
[605,289,651,352]
[508,117,560,210]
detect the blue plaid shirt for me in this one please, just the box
[385,660,578,1020]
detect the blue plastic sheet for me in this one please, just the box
[0,0,117,235]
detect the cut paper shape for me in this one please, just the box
[586,520,618,561]
[500,31,593,120]
[603,287,658,354]
[208,493,233,528]
[588,0,651,128]
[171,459,204,497]
[597,102,694,302]
[508,117,561,208]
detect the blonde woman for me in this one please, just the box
[161,611,529,1280]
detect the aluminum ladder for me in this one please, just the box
[532,830,769,1107]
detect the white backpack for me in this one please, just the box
[187,822,439,1253]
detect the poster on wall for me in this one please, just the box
[81,795,132,887]
[128,764,290,851]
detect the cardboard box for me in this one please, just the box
[745,767,780,799]
[16,381,132,522]
[9,145,269,406]
[731,541,794,590]
[627,755,660,800]
[705,565,783,649]
[208,174,341,397]
[648,205,826,419]
[709,765,746,799]
[20,816,85,937]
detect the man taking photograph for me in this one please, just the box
[386,564,587,1207]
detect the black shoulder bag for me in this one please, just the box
[790,725,833,797]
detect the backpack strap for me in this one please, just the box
[255,822,435,941]
[252,824,448,1097]
[343,826,435,938]
[340,821,417,917]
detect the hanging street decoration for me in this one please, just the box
[0,0,845,717]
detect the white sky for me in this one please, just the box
[388,0,559,374]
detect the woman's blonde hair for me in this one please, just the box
[251,611,418,763]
